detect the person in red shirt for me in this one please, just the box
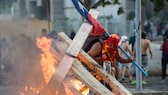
[102,34,133,77]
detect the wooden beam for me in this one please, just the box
[66,9,99,57]
[52,9,99,93]
[38,9,99,95]
[57,32,132,95]
[71,59,113,95]
[51,35,113,95]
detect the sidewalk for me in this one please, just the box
[121,76,168,95]
[148,40,163,76]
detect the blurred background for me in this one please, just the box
[0,0,168,95]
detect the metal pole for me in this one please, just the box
[46,0,50,32]
[135,0,142,90]
[50,0,54,31]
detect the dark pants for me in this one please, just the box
[161,54,168,79]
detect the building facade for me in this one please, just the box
[1,0,136,37]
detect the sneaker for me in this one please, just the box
[131,80,136,85]
[142,80,147,85]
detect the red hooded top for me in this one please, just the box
[102,34,120,67]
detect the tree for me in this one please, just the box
[80,0,168,18]
[80,0,124,15]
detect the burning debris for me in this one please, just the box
[18,35,91,95]
[36,37,57,83]
[0,15,131,95]
[0,32,132,95]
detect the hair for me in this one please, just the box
[42,28,47,33]
[141,31,146,39]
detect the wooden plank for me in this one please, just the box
[38,9,99,95]
[66,9,99,57]
[66,22,92,56]
[71,59,113,95]
[78,51,132,95]
[52,37,113,95]
[64,76,83,95]
[58,84,66,95]
[57,32,132,95]
[52,41,113,94]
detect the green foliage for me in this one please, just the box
[113,0,120,5]
[82,0,124,15]
[118,7,124,15]
[153,0,165,13]
[127,11,135,20]
[101,0,112,7]
[82,0,168,17]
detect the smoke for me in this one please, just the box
[0,18,50,94]
[0,34,46,94]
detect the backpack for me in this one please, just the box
[163,39,168,54]
[82,35,104,53]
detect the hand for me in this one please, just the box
[127,57,133,63]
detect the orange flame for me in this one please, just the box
[71,79,89,95]
[20,36,89,95]
[36,37,57,83]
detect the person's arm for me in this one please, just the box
[133,42,136,56]
[115,53,132,63]
[126,43,134,57]
[147,40,153,59]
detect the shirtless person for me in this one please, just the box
[134,31,153,84]
[118,35,134,82]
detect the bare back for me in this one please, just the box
[133,38,153,59]
[141,39,150,54]
[87,42,103,66]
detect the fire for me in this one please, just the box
[36,37,58,83]
[20,36,90,95]
[20,86,41,95]
[36,37,89,95]
[71,79,89,95]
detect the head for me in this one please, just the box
[41,28,48,37]
[106,34,120,48]
[141,31,147,39]
[121,35,128,42]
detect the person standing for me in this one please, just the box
[157,23,164,37]
[144,21,153,41]
[118,35,134,82]
[129,31,136,52]
[134,31,153,84]
[40,28,48,38]
[160,28,168,81]
[69,29,76,40]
